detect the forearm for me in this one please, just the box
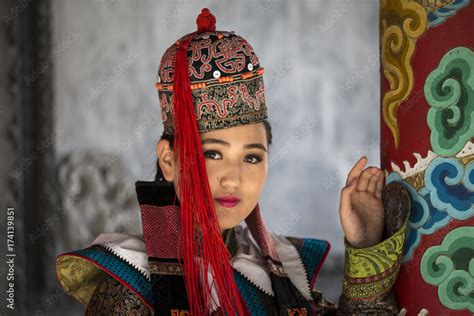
[337,182,410,315]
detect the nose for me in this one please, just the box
[220,162,241,189]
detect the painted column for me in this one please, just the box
[380,0,473,315]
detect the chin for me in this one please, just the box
[214,205,248,230]
[217,220,233,230]
[216,217,239,230]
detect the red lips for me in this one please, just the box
[215,195,241,208]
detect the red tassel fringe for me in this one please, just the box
[173,37,249,315]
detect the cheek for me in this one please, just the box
[249,165,267,184]
[203,161,219,189]
[242,165,267,197]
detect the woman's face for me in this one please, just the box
[157,122,269,230]
[200,122,269,229]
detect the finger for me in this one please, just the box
[356,167,379,192]
[346,156,367,185]
[367,170,382,194]
[375,171,385,199]
[340,179,357,214]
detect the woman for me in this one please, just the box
[56,8,409,315]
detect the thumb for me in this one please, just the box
[346,179,357,191]
[340,179,357,214]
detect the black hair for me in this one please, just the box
[155,119,273,182]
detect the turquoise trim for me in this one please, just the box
[72,247,153,307]
[233,270,268,315]
[299,238,330,286]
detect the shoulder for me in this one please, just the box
[85,273,152,315]
[276,234,331,290]
[55,233,153,312]
[232,226,330,295]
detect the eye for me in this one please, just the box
[244,154,263,164]
[203,150,222,160]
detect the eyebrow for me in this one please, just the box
[201,138,267,152]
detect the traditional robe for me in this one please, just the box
[56,181,409,315]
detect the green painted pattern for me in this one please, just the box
[424,47,474,156]
[420,226,474,312]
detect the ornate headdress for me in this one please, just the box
[157,8,268,135]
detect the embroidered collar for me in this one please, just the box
[90,225,312,300]
[91,233,150,279]
[231,225,312,300]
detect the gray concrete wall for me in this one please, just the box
[50,0,379,309]
[53,0,379,251]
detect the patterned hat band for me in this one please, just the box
[156,26,268,134]
[159,74,268,134]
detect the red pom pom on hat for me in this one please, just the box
[196,8,216,32]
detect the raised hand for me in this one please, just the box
[339,156,385,248]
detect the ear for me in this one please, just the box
[156,139,176,182]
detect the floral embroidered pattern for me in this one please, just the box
[85,275,151,315]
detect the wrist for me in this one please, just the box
[345,234,382,249]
